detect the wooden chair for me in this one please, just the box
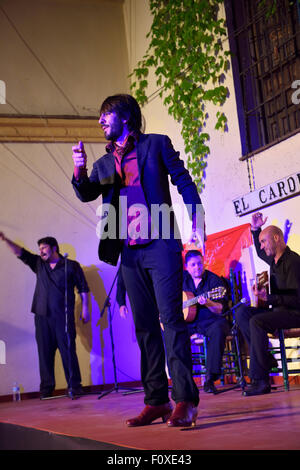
[256,271,300,390]
[190,333,207,380]
[190,268,246,389]
[269,328,300,391]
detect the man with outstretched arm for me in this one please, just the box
[0,232,90,399]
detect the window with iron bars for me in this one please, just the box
[225,0,300,160]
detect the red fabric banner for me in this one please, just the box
[183,223,253,277]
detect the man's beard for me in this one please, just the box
[105,121,124,142]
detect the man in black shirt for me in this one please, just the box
[0,232,90,399]
[183,250,230,394]
[235,212,300,396]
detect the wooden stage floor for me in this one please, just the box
[1,383,300,454]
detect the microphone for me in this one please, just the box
[222,297,248,316]
[232,297,247,308]
[63,253,69,258]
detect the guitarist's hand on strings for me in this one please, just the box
[252,282,267,302]
[197,295,207,306]
[197,296,223,315]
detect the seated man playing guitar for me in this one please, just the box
[183,250,230,394]
[235,212,300,396]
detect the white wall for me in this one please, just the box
[123,0,300,263]
[0,0,129,115]
[0,0,141,397]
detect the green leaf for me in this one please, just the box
[130,0,230,193]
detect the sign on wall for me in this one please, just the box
[233,171,300,217]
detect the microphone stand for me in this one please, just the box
[214,300,248,394]
[64,253,78,400]
[98,267,142,399]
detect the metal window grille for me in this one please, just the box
[225,0,300,160]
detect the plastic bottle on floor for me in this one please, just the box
[12,382,21,402]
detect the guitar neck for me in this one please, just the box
[184,293,209,308]
[256,271,269,290]
[183,286,226,310]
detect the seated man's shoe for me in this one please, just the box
[203,379,218,394]
[243,379,271,397]
[167,402,198,427]
[126,403,173,427]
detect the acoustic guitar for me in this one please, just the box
[183,286,227,322]
[255,271,269,307]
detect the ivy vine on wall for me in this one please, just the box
[130,0,231,192]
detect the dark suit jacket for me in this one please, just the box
[72,133,202,265]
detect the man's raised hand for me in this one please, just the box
[251,212,268,231]
[72,141,87,168]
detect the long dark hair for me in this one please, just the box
[100,94,142,133]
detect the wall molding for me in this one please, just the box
[0,116,105,143]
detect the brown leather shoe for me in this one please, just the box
[126,403,173,427]
[167,402,198,427]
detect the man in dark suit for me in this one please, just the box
[71,94,205,427]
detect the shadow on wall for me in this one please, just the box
[75,264,108,385]
[228,260,250,302]
[284,219,292,244]
[60,243,112,386]
[60,243,139,388]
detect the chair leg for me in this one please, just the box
[278,329,289,391]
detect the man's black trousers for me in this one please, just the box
[121,239,199,407]
[235,304,300,380]
[34,313,82,394]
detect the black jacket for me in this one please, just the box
[72,133,202,265]
[252,228,300,311]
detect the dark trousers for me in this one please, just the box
[121,239,199,407]
[235,304,300,380]
[188,316,231,379]
[34,314,82,393]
